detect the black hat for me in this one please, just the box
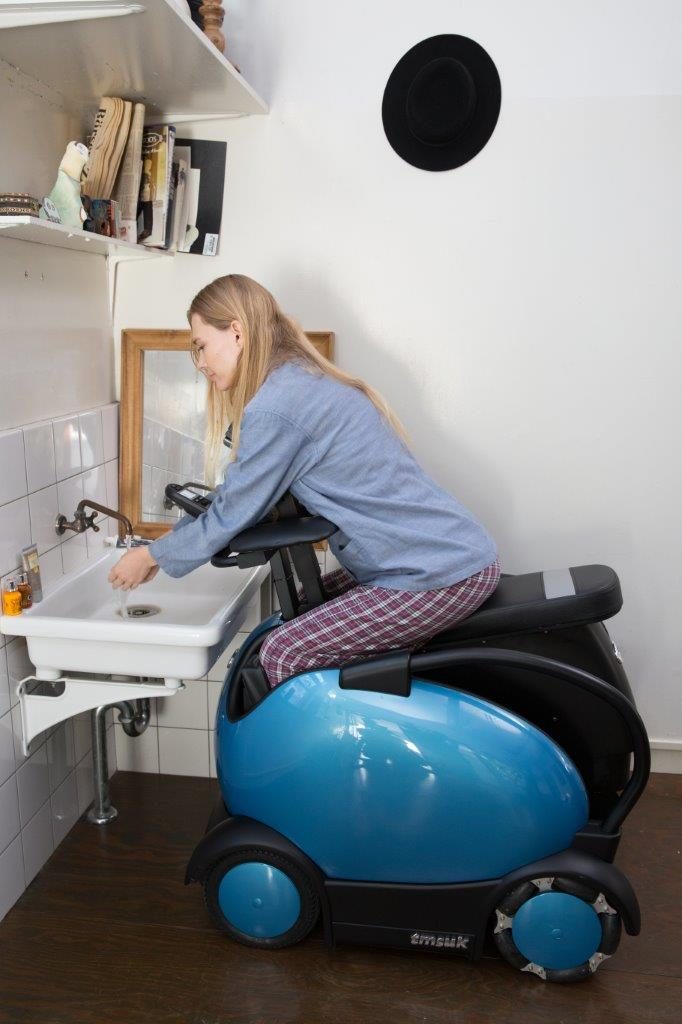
[382,35,501,172]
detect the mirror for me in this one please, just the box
[119,329,335,539]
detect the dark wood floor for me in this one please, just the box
[0,771,680,1024]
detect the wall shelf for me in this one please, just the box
[0,215,174,257]
[0,0,268,122]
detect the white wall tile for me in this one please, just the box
[208,733,217,779]
[0,836,25,922]
[50,771,79,847]
[150,467,167,517]
[105,459,119,510]
[28,484,60,556]
[156,680,207,730]
[0,775,20,854]
[75,753,94,816]
[0,711,15,787]
[158,727,209,777]
[56,473,84,531]
[61,533,88,574]
[72,712,92,763]
[101,404,119,463]
[53,415,82,481]
[39,545,63,591]
[79,409,104,471]
[0,497,31,578]
[23,421,56,493]
[47,721,75,794]
[16,742,50,826]
[0,647,9,719]
[0,429,27,506]
[82,464,108,510]
[114,723,159,772]
[167,429,183,475]
[207,679,224,728]
[21,798,54,885]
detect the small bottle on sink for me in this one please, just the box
[16,572,33,609]
[2,579,22,616]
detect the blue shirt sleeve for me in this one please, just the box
[149,409,316,578]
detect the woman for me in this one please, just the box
[109,274,500,687]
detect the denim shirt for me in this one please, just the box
[149,362,497,589]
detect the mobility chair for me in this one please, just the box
[166,482,649,983]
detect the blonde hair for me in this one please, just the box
[188,274,409,486]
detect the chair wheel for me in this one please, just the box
[493,875,622,982]
[204,847,320,949]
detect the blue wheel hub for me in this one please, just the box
[217,862,301,939]
[511,892,602,970]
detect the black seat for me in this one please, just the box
[426,565,622,645]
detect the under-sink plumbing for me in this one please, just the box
[56,499,133,539]
[89,695,152,825]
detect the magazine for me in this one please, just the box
[141,124,176,248]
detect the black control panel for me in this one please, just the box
[164,482,216,519]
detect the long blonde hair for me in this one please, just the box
[188,274,409,486]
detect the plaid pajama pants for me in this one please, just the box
[259,557,501,687]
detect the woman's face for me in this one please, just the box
[190,313,243,391]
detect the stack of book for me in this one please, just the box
[80,96,226,253]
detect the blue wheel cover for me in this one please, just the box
[512,892,602,970]
[217,862,301,938]
[216,668,589,884]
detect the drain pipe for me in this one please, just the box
[87,704,117,825]
[87,697,152,825]
[115,698,151,737]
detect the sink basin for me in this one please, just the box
[0,549,269,682]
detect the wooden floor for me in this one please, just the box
[0,771,679,1024]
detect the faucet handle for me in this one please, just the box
[80,509,100,533]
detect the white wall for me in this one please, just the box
[0,74,117,918]
[113,0,682,751]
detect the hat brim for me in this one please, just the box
[382,34,502,171]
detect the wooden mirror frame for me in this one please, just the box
[119,328,335,539]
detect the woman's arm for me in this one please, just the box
[145,408,317,578]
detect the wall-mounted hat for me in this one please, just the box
[382,34,501,172]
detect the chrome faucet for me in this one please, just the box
[56,499,134,538]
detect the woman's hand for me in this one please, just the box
[108,546,159,591]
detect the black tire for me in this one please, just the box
[204,847,320,949]
[493,875,622,982]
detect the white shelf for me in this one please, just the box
[0,215,173,257]
[0,0,268,121]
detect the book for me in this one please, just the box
[164,160,178,250]
[169,155,189,253]
[174,138,227,256]
[112,102,145,243]
[141,124,176,248]
[81,97,133,200]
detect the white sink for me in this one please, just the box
[0,549,269,682]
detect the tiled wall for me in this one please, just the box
[0,402,120,922]
[141,415,205,524]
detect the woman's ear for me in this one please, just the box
[232,320,244,346]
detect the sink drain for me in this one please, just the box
[117,604,161,619]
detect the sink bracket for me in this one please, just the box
[17,673,184,756]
